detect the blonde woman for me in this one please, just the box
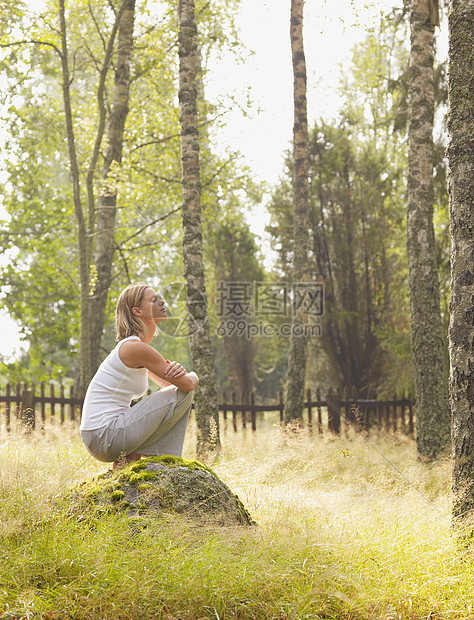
[80,284,198,468]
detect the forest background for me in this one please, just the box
[0,0,450,402]
[1,1,474,616]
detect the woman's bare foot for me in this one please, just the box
[113,452,142,470]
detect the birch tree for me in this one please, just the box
[284,0,310,423]
[407,0,450,459]
[58,0,135,391]
[177,0,220,457]
[448,0,474,525]
[58,0,93,392]
[89,0,136,374]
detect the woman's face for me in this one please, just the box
[135,287,167,323]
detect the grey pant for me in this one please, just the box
[80,386,194,463]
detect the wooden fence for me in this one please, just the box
[0,382,415,436]
[0,382,83,431]
[221,388,415,436]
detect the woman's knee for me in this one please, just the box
[177,388,194,403]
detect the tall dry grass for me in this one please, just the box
[0,418,472,619]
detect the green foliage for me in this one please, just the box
[0,1,451,399]
[268,116,408,394]
[341,10,410,141]
[267,10,449,397]
[209,216,262,393]
[0,0,260,384]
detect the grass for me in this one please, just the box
[0,419,472,619]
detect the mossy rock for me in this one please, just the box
[75,456,256,526]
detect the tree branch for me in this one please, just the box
[131,132,181,151]
[88,0,107,53]
[0,40,62,57]
[131,115,223,152]
[85,0,127,259]
[116,245,131,283]
[202,156,235,188]
[196,1,211,18]
[116,208,180,248]
[57,264,81,294]
[130,162,180,184]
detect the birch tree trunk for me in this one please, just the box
[407,0,450,459]
[90,0,136,373]
[448,0,474,524]
[58,0,91,394]
[178,0,220,457]
[285,0,310,423]
[58,0,131,390]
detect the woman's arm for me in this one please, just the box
[148,371,172,389]
[119,341,199,392]
[148,363,189,389]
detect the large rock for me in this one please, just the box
[76,455,255,526]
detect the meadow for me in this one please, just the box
[0,418,472,619]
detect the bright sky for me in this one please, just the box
[0,0,448,359]
[208,0,396,185]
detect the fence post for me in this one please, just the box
[50,383,55,423]
[241,391,247,430]
[392,393,398,433]
[317,404,323,436]
[40,382,46,428]
[231,391,237,432]
[15,383,21,418]
[376,393,382,430]
[306,388,312,435]
[351,386,360,431]
[327,387,341,435]
[327,386,333,433]
[222,391,228,432]
[384,400,390,431]
[250,392,256,432]
[6,383,11,432]
[68,385,75,422]
[21,389,35,431]
[60,384,65,424]
[367,388,375,431]
[278,391,284,424]
[343,387,349,436]
[401,391,406,434]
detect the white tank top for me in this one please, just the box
[80,335,149,431]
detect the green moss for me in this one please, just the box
[72,455,250,523]
[111,490,125,502]
[128,461,148,473]
[138,483,153,492]
[129,471,157,484]
[145,455,215,475]
[83,485,102,499]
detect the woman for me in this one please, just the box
[80,284,198,468]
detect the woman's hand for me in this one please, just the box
[118,341,198,391]
[164,360,187,380]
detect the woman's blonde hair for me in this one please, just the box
[115,284,150,341]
